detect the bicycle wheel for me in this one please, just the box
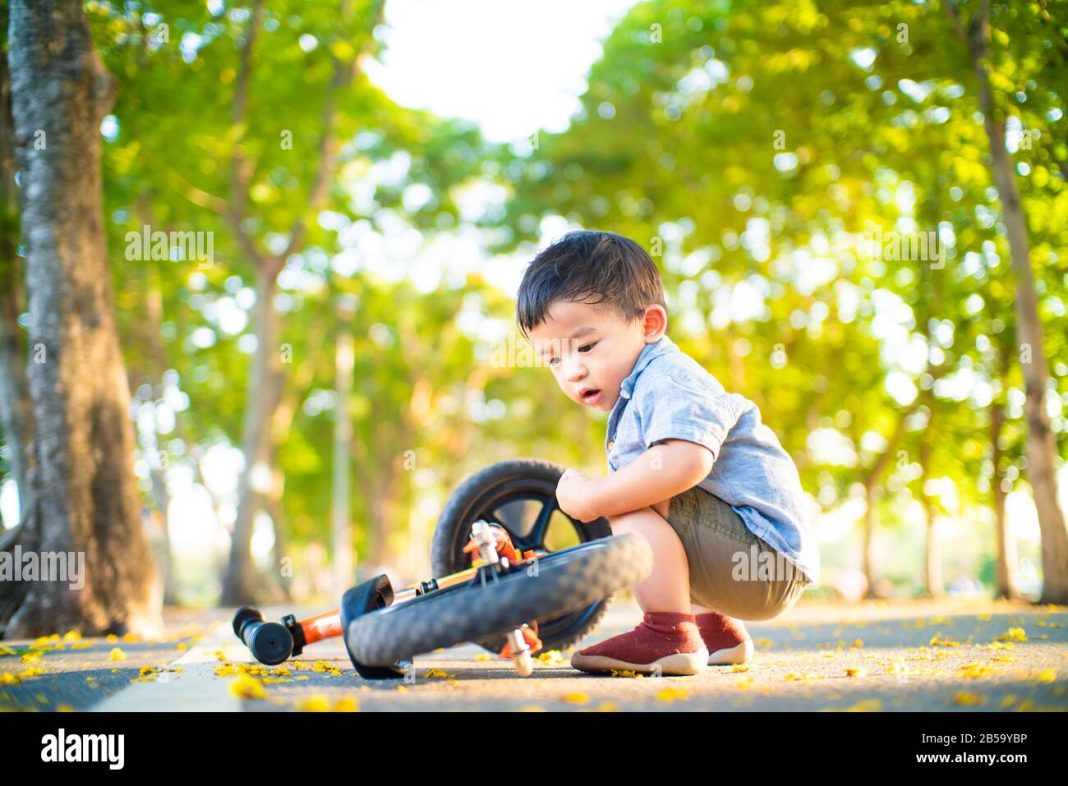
[346,532,652,669]
[431,458,614,655]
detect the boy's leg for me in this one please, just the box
[607,506,691,614]
[570,504,706,675]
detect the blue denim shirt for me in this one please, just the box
[605,335,820,586]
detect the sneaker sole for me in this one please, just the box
[707,638,754,666]
[571,646,709,676]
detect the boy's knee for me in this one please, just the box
[608,506,657,533]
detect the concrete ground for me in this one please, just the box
[1,595,1066,712]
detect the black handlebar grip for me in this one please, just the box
[233,606,293,665]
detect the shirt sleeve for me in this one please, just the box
[637,371,747,463]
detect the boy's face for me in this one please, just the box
[527,299,667,412]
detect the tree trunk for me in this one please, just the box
[859,410,916,599]
[944,0,1068,604]
[146,451,179,607]
[217,0,384,605]
[265,459,291,604]
[990,391,1021,600]
[2,0,161,637]
[973,29,1068,605]
[0,11,32,522]
[142,269,179,606]
[861,480,878,599]
[262,316,330,603]
[919,433,943,598]
[221,262,283,605]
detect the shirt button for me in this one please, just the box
[608,441,615,451]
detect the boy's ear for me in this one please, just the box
[641,305,668,342]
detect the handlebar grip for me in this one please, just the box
[233,606,293,665]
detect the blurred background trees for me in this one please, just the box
[1,0,1065,629]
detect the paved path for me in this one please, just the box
[2,596,1066,711]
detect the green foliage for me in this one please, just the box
[4,0,1062,599]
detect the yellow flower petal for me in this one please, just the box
[842,698,882,711]
[929,632,960,647]
[959,663,993,679]
[534,650,566,665]
[954,691,986,706]
[228,675,266,700]
[296,695,331,712]
[994,627,1027,643]
[887,660,910,675]
[656,686,689,702]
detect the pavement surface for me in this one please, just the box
[1,595,1066,712]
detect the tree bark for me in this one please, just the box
[2,0,161,637]
[220,0,385,604]
[944,0,1068,604]
[141,264,179,606]
[990,393,1021,600]
[0,7,32,523]
[990,338,1022,599]
[221,262,284,605]
[860,409,915,599]
[919,426,943,598]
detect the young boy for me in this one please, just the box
[516,230,820,676]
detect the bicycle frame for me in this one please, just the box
[235,521,546,673]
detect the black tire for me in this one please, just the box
[347,532,652,668]
[430,458,614,654]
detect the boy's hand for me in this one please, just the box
[555,468,602,523]
[462,523,521,564]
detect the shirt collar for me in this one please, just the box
[618,334,678,400]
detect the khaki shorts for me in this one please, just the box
[665,485,810,621]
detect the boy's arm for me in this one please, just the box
[591,439,714,519]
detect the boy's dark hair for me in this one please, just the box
[516,230,666,338]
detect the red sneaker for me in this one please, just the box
[695,611,754,665]
[570,612,708,676]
